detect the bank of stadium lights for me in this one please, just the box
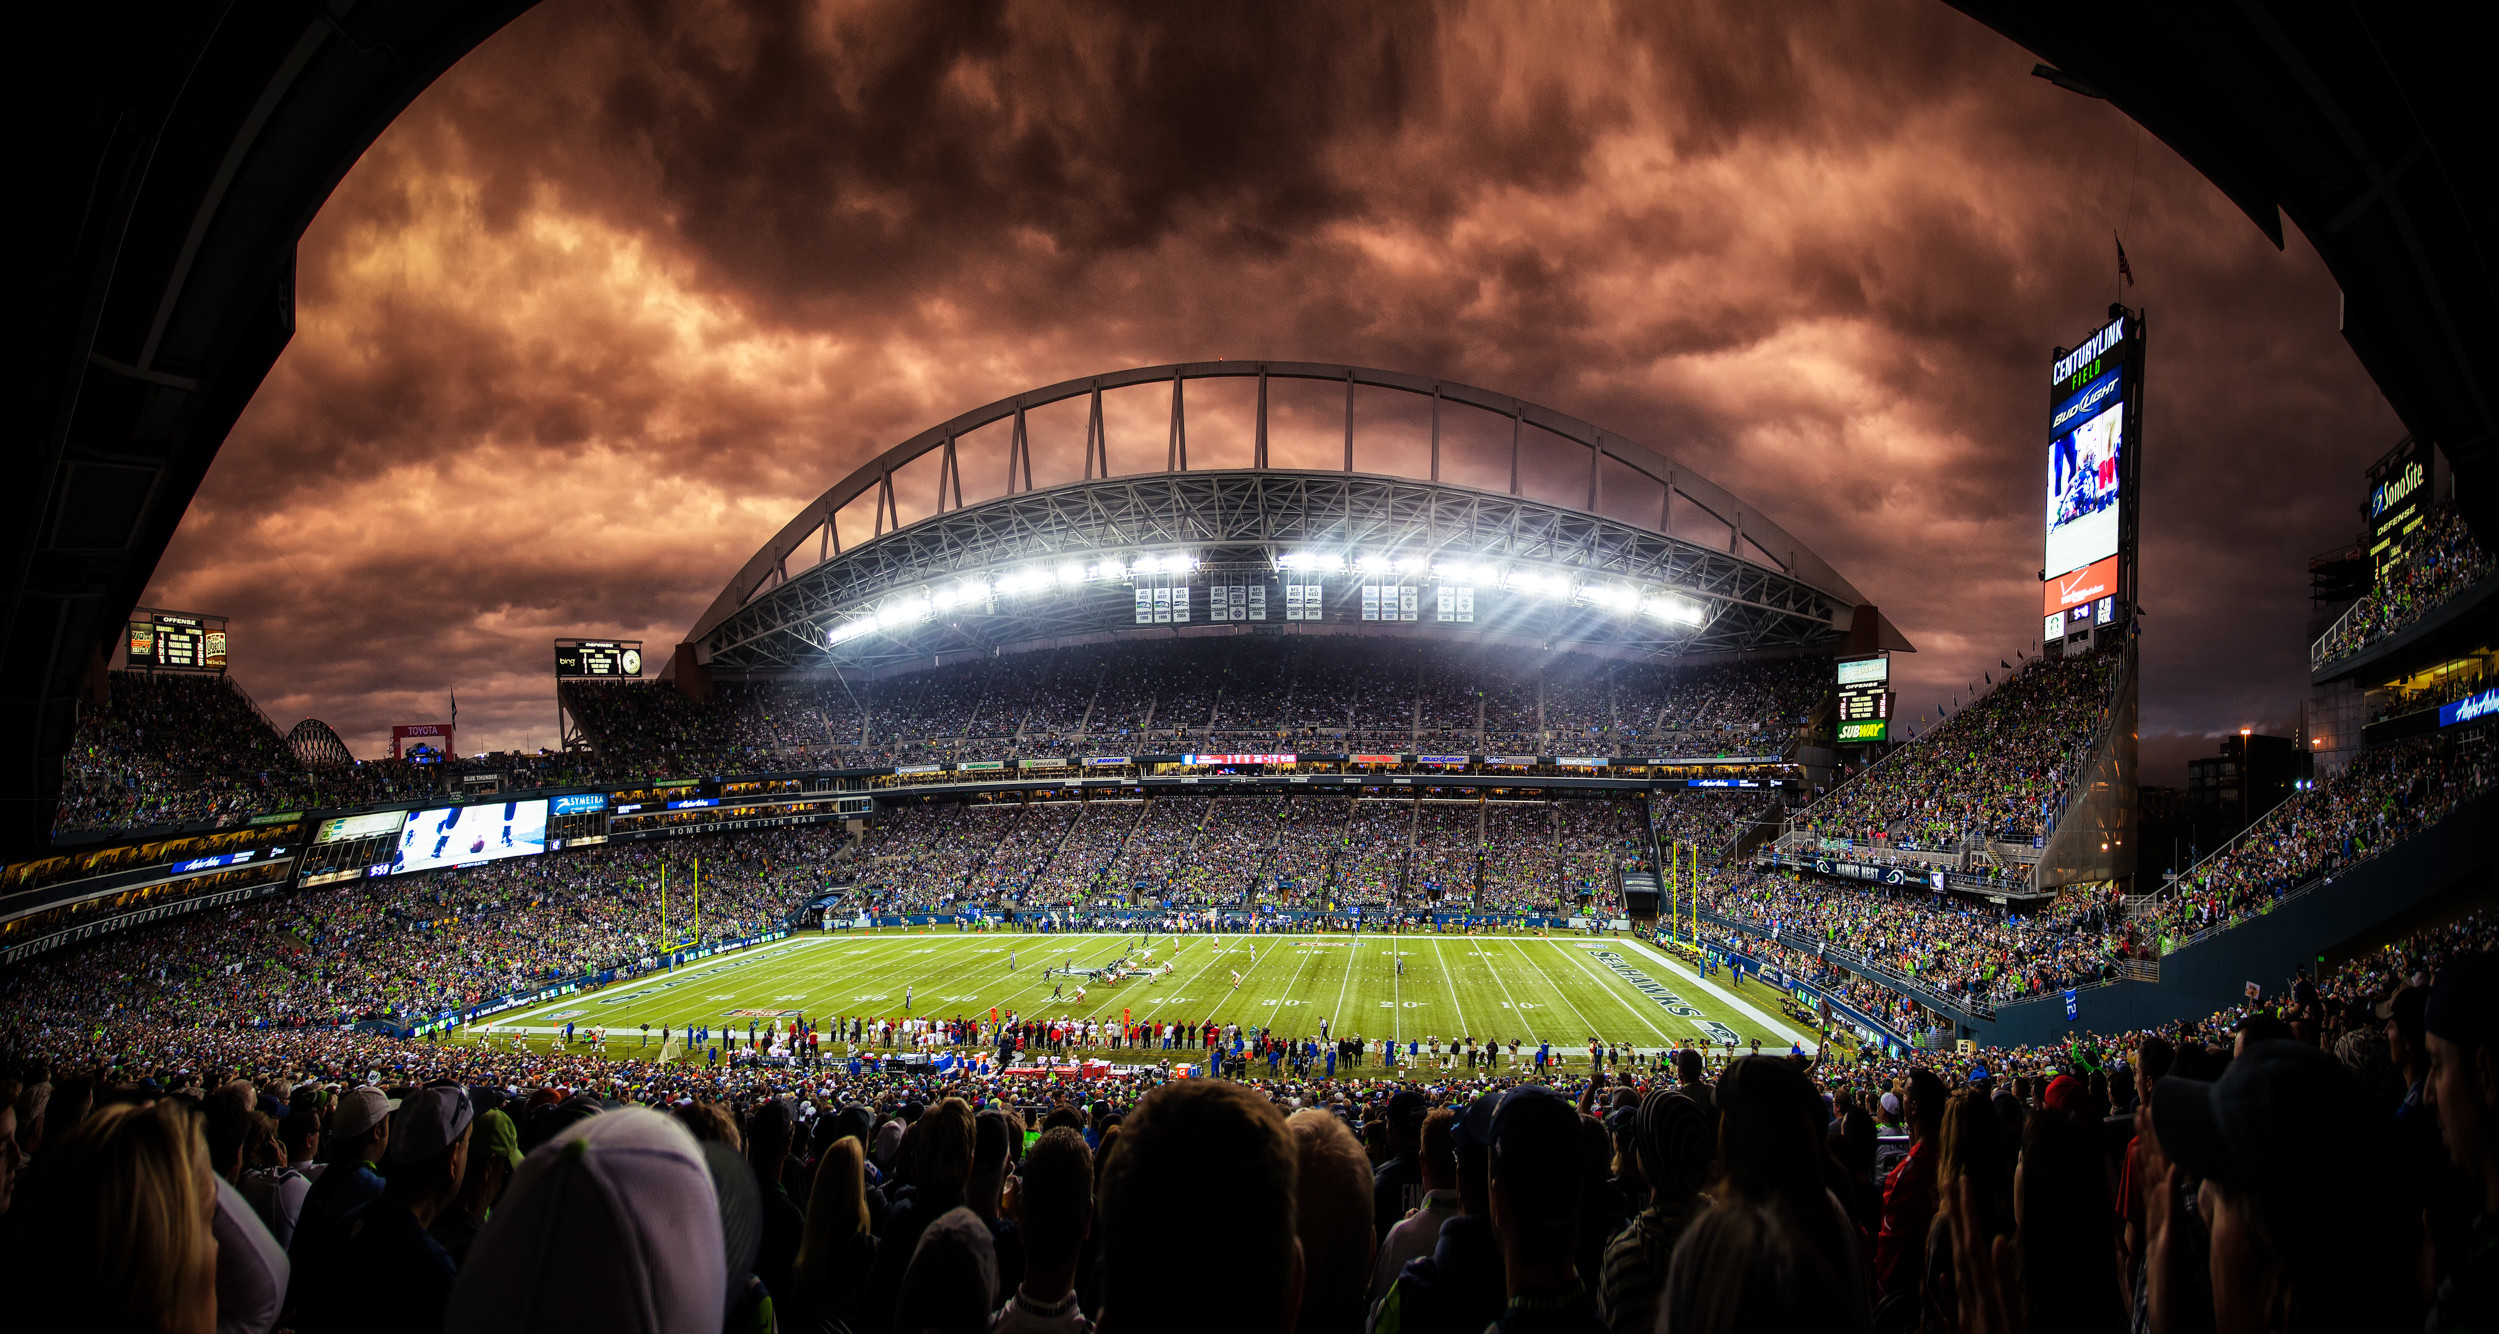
[821,544,1704,647]
[1279,549,1708,628]
[826,550,1202,645]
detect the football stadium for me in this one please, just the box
[5,6,2496,1334]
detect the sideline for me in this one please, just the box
[496,932,831,1026]
[1614,936,1811,1049]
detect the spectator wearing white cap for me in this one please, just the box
[446,1106,727,1334]
[307,1085,472,1334]
[285,1084,395,1318]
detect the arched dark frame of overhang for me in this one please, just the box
[7,1,2492,864]
[678,361,1896,670]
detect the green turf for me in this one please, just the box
[478,929,1819,1064]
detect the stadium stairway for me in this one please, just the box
[1965,785,2499,1045]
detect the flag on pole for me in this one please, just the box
[2115,233,2135,286]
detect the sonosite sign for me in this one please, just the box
[2044,309,2142,637]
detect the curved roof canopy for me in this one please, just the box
[684,363,1909,674]
[18,3,2492,863]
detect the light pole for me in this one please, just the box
[2249,734,2269,839]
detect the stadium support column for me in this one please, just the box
[2035,639,2140,893]
[1344,368,1356,472]
[673,642,713,703]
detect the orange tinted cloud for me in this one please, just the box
[144,0,2399,773]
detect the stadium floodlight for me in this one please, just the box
[1093,559,1127,581]
[1056,561,1087,586]
[931,584,962,611]
[1581,584,1640,613]
[1393,554,1428,576]
[954,578,990,604]
[1150,552,1192,574]
[826,617,875,646]
[1508,568,1570,599]
[1643,596,1706,626]
[998,567,1051,596]
[875,597,932,631]
[1355,552,1388,574]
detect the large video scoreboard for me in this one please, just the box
[126,610,228,673]
[555,639,643,678]
[1836,655,1891,744]
[2044,309,2142,642]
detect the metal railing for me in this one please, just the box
[2136,784,2306,918]
[2310,598,2363,672]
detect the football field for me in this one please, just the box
[478,929,1818,1062]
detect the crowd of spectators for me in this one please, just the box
[563,639,1829,774]
[54,673,622,836]
[1558,801,1644,912]
[2143,723,2497,946]
[54,673,305,833]
[833,794,1652,920]
[846,804,1019,916]
[1696,868,2139,1009]
[1173,798,1271,905]
[1023,804,1144,909]
[967,806,1082,906]
[4,887,2492,1334]
[57,642,1833,839]
[2315,505,2495,664]
[1797,647,2121,847]
[1650,789,1780,858]
[0,827,833,1031]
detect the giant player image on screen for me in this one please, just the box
[2042,309,2140,626]
[390,798,549,874]
[2046,375,2123,580]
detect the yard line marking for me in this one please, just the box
[1272,933,1323,1023]
[1431,938,1472,1042]
[1501,937,1607,1046]
[1474,936,1541,1046]
[1328,930,1357,1034]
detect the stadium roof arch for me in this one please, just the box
[8,1,2494,866]
[679,362,1912,677]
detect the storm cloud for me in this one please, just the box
[141,0,2401,781]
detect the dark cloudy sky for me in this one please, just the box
[142,0,2402,783]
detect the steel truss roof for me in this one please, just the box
[696,469,1852,673]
